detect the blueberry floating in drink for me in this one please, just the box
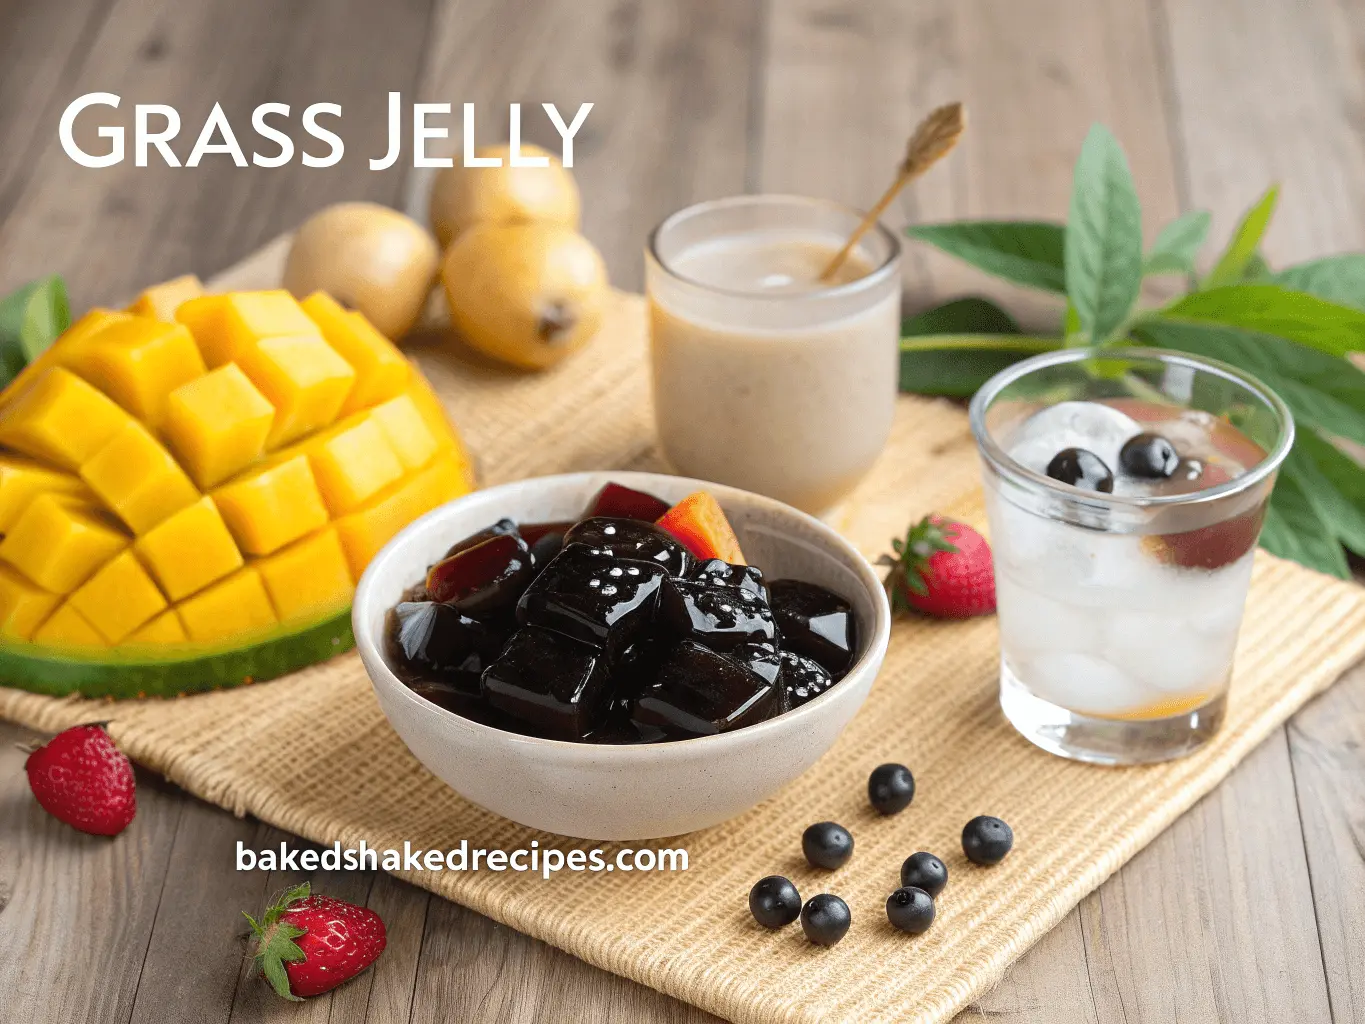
[1119,432,1179,478]
[384,482,859,744]
[1045,447,1114,493]
[768,579,857,675]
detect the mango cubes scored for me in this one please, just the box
[0,286,473,657]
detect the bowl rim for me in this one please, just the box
[353,470,893,759]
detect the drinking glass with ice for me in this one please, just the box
[969,349,1294,764]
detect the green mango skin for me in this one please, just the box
[0,607,354,699]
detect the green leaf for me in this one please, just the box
[1290,429,1365,557]
[902,297,1020,337]
[1134,317,1365,447]
[1204,185,1279,289]
[1272,254,1365,311]
[905,222,1066,293]
[1242,251,1272,282]
[1260,465,1351,578]
[0,276,70,390]
[1159,284,1365,356]
[898,334,1060,398]
[1064,125,1144,344]
[1144,210,1211,276]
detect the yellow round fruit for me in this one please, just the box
[284,203,439,339]
[429,144,581,248]
[442,222,608,370]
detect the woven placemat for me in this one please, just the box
[5,244,1365,1024]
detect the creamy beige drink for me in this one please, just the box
[646,196,901,514]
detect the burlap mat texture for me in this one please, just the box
[5,241,1365,1023]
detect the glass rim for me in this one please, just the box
[967,346,1296,510]
[646,193,902,303]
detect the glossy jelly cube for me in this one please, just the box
[516,543,666,659]
[658,576,776,652]
[609,632,671,702]
[779,649,835,707]
[388,600,508,698]
[522,522,571,572]
[482,625,613,740]
[441,518,518,561]
[690,558,767,599]
[562,517,693,576]
[583,482,670,522]
[425,532,534,619]
[729,640,783,688]
[631,640,778,738]
[768,579,857,675]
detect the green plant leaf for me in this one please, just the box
[902,296,1020,337]
[1272,254,1365,311]
[1261,464,1351,578]
[1144,210,1211,276]
[898,334,1060,398]
[0,276,70,390]
[1134,317,1365,446]
[1290,428,1365,557]
[1159,284,1365,356]
[1204,186,1279,289]
[905,222,1066,293]
[1064,125,1144,344]
[1242,251,1272,282]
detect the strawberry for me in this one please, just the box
[879,515,996,618]
[25,723,136,836]
[246,882,386,1000]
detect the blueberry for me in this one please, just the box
[748,875,802,929]
[800,893,851,946]
[885,886,935,934]
[962,815,1013,865]
[802,821,853,870]
[867,763,915,815]
[899,851,948,897]
[1119,432,1180,478]
[1045,448,1114,493]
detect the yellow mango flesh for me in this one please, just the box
[0,289,473,659]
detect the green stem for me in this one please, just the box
[898,334,1062,354]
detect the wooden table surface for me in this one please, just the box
[3,0,1364,1021]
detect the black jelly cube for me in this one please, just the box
[584,482,671,522]
[515,543,666,659]
[440,518,518,560]
[426,532,535,620]
[631,640,779,738]
[690,558,767,599]
[562,517,693,576]
[482,626,613,740]
[387,601,507,698]
[779,649,835,707]
[769,579,858,674]
[659,576,776,652]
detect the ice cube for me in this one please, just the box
[995,574,1102,658]
[1103,609,1238,694]
[1017,650,1150,717]
[1007,401,1141,479]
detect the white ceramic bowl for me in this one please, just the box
[353,471,891,840]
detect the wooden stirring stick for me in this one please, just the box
[819,102,967,282]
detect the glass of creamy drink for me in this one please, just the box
[970,348,1294,764]
[646,195,902,514]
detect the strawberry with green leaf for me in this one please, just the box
[879,515,996,618]
[245,881,386,1000]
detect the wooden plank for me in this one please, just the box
[406,0,764,290]
[409,897,721,1024]
[0,0,438,304]
[1287,664,1365,1023]
[0,720,183,1024]
[1160,0,1365,265]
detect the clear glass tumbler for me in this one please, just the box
[646,195,902,515]
[969,348,1294,764]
